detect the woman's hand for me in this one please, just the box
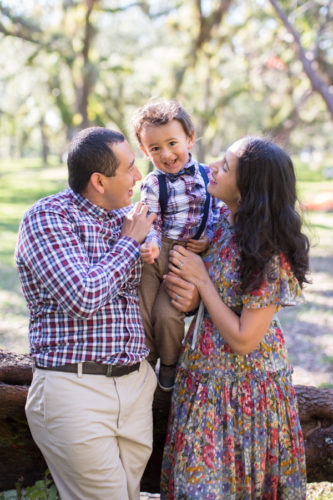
[169,245,208,288]
[163,272,200,313]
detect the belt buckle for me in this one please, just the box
[106,365,113,377]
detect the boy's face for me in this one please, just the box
[140,119,195,175]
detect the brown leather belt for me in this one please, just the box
[35,361,140,377]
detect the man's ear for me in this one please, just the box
[187,132,195,150]
[140,145,150,158]
[90,172,105,194]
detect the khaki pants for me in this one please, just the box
[139,237,186,366]
[25,360,157,500]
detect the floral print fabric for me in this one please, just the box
[160,206,306,499]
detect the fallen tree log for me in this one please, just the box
[0,350,332,492]
[296,385,333,483]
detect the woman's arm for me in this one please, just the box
[169,246,277,355]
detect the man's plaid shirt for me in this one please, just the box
[15,188,148,367]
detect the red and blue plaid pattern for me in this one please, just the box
[15,188,148,367]
[140,156,223,248]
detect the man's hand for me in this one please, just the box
[121,202,156,244]
[186,235,209,254]
[140,240,160,264]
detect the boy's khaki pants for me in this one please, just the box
[25,360,157,500]
[139,237,186,366]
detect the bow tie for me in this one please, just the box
[165,165,195,182]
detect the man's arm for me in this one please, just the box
[16,205,155,320]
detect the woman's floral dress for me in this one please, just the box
[160,207,307,499]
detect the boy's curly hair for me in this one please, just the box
[131,98,195,145]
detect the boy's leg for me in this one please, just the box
[138,261,162,363]
[152,283,186,367]
[151,238,187,390]
[152,237,187,366]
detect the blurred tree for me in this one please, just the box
[0,0,332,161]
[269,0,333,119]
[0,0,98,139]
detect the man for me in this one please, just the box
[15,127,157,500]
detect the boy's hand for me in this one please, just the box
[186,235,209,254]
[121,202,156,244]
[140,240,160,264]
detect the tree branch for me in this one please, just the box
[173,0,232,95]
[269,0,333,119]
[0,22,41,45]
[99,1,182,18]
[0,5,42,33]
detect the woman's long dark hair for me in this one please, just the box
[233,137,310,292]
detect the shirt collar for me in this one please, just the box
[68,188,113,220]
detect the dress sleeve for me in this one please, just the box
[242,253,305,311]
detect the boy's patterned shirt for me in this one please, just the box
[140,156,223,248]
[15,188,148,367]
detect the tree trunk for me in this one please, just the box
[0,350,332,492]
[76,0,96,130]
[39,116,49,166]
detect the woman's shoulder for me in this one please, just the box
[243,252,305,310]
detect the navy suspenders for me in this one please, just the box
[194,165,210,240]
[157,174,168,223]
[157,165,211,241]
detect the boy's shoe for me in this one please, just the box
[158,363,177,392]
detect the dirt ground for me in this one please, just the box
[280,249,333,388]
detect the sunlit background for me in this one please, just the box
[0,1,332,496]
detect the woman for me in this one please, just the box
[160,137,310,499]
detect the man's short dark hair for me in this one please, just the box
[67,127,125,193]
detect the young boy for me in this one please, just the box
[132,99,222,391]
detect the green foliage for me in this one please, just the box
[323,354,333,367]
[0,470,59,500]
[0,0,332,161]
